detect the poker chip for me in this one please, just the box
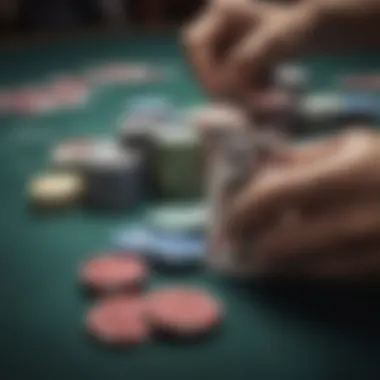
[206,127,264,276]
[299,93,344,126]
[149,232,205,266]
[154,125,202,199]
[147,202,209,235]
[119,120,158,198]
[52,139,96,169]
[126,96,177,123]
[28,172,84,209]
[339,93,379,124]
[48,76,90,107]
[86,63,157,86]
[13,86,59,115]
[52,138,123,172]
[85,296,149,346]
[145,287,222,338]
[274,64,308,91]
[84,146,143,211]
[112,225,153,255]
[80,255,148,293]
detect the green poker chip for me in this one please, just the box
[153,126,202,199]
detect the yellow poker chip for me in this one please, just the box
[28,172,85,209]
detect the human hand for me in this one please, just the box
[183,0,321,98]
[228,129,380,279]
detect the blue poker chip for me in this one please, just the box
[343,93,379,115]
[127,96,178,123]
[112,225,153,256]
[148,231,205,266]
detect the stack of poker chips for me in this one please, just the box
[119,119,158,198]
[206,126,260,275]
[153,125,202,199]
[84,144,143,211]
[49,138,144,212]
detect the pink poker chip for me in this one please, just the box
[86,296,149,346]
[80,255,148,293]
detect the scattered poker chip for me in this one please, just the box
[27,172,84,209]
[112,225,153,255]
[124,96,178,125]
[13,86,59,115]
[147,202,209,235]
[85,296,149,346]
[86,63,158,86]
[47,76,90,107]
[0,89,22,114]
[149,231,205,266]
[145,287,222,338]
[80,255,148,293]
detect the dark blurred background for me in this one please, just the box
[0,0,203,38]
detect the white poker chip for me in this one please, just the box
[28,172,84,208]
[274,64,308,89]
[149,232,205,265]
[147,203,209,234]
[154,125,198,146]
[112,225,153,254]
[52,138,122,170]
[300,93,343,120]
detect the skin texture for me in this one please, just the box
[226,129,380,279]
[183,0,380,99]
[184,0,380,279]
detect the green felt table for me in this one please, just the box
[1,33,380,380]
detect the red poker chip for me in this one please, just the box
[145,287,222,337]
[80,255,148,293]
[86,296,149,346]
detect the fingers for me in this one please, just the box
[250,202,380,272]
[183,0,260,95]
[225,27,282,95]
[229,130,379,236]
[182,7,225,94]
